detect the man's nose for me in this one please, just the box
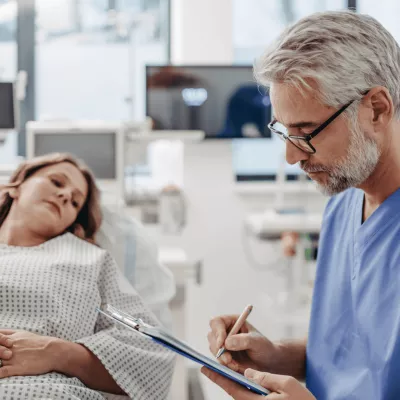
[285,141,309,165]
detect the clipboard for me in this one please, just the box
[97,304,270,396]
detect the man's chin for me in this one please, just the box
[315,184,338,197]
[313,179,351,197]
[307,171,328,188]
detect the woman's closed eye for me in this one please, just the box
[51,177,63,188]
[51,176,80,208]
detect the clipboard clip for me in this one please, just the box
[97,304,145,331]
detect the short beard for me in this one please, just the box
[301,121,381,196]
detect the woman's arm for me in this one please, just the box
[51,339,126,395]
[73,251,175,398]
[0,329,124,396]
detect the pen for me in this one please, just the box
[216,304,253,359]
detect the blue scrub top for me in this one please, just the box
[307,187,400,400]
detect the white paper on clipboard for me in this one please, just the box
[97,304,270,396]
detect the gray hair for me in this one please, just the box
[254,10,400,120]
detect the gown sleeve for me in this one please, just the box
[75,251,175,400]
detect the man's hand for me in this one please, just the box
[208,315,279,373]
[201,367,316,400]
[0,330,59,379]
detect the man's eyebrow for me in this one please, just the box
[287,121,319,129]
[272,117,319,129]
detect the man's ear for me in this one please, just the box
[365,86,393,127]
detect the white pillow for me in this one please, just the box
[97,205,176,329]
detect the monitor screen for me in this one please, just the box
[34,133,116,179]
[146,66,272,138]
[0,82,15,129]
[232,138,305,181]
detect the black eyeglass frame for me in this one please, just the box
[268,96,361,154]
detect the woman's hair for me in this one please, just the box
[254,10,400,122]
[0,153,102,243]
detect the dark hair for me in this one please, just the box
[0,153,102,243]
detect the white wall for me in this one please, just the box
[170,0,233,65]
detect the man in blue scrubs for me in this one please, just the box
[204,10,400,399]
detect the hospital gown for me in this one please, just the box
[0,232,175,399]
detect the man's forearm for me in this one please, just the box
[269,338,307,380]
[51,339,126,395]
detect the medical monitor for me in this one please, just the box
[232,137,305,181]
[26,121,125,202]
[0,82,16,130]
[146,65,272,139]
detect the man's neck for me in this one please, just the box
[359,130,400,221]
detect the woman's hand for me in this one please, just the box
[0,333,14,365]
[202,367,316,400]
[0,330,125,394]
[0,329,59,379]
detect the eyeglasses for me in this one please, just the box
[268,98,357,154]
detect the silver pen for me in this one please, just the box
[216,304,253,359]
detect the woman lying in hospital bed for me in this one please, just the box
[0,153,174,400]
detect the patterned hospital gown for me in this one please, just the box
[0,232,175,399]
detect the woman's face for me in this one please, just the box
[11,162,89,238]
